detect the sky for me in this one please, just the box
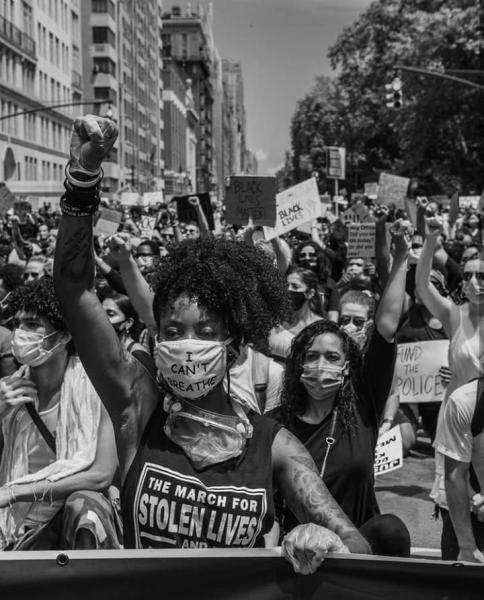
[167,0,373,175]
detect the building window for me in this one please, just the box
[93,57,116,76]
[92,26,116,47]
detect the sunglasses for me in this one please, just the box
[463,272,484,282]
[23,272,40,280]
[185,229,198,234]
[339,315,367,330]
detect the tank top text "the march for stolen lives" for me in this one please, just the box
[121,402,279,549]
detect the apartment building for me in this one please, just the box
[80,0,165,196]
[0,0,84,207]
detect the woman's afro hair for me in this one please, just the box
[7,276,66,331]
[150,237,291,351]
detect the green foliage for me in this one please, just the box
[290,0,483,194]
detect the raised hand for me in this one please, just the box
[70,115,118,174]
[187,196,200,208]
[425,216,444,238]
[390,218,414,258]
[105,233,134,264]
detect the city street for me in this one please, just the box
[376,431,441,554]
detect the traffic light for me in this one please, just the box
[385,77,403,109]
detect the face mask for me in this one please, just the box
[12,328,63,367]
[463,278,484,305]
[341,320,371,350]
[111,319,127,334]
[300,258,316,270]
[289,290,307,311]
[300,362,348,401]
[154,338,232,400]
[163,396,253,470]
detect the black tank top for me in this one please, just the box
[121,401,280,549]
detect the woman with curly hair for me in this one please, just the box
[53,115,371,574]
[293,240,340,322]
[273,221,414,557]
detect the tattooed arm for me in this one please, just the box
[54,116,158,469]
[272,427,371,556]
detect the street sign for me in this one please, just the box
[326,146,346,180]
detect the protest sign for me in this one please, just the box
[138,215,156,239]
[94,208,122,237]
[326,146,346,179]
[459,196,480,210]
[341,206,360,224]
[394,340,450,403]
[121,192,140,206]
[364,182,379,199]
[374,426,403,477]
[377,173,410,209]
[174,192,215,231]
[143,191,164,205]
[263,178,321,241]
[346,222,376,259]
[225,176,277,226]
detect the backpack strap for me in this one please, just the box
[471,377,484,438]
[25,403,56,454]
[252,350,271,414]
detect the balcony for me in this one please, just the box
[71,70,82,90]
[0,14,36,60]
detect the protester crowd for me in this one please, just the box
[0,115,482,570]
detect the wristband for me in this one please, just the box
[382,418,394,426]
[65,162,103,189]
[60,195,99,217]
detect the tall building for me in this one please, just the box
[162,4,214,194]
[0,0,85,208]
[162,57,198,199]
[80,0,165,196]
[222,59,247,176]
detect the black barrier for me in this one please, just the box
[0,549,482,600]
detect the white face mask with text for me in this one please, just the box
[154,338,232,400]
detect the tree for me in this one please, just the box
[289,0,483,194]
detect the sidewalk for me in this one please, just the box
[375,432,441,552]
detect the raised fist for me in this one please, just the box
[425,216,444,237]
[70,115,118,174]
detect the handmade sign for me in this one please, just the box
[374,426,403,477]
[94,208,122,237]
[143,191,164,205]
[377,173,410,209]
[225,176,277,226]
[459,196,480,210]
[364,182,379,199]
[394,340,450,403]
[174,193,215,231]
[346,222,376,259]
[263,178,321,241]
[120,192,140,206]
[138,215,156,239]
[326,146,346,180]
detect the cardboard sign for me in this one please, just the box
[459,196,480,210]
[263,178,321,241]
[174,193,215,231]
[143,191,164,205]
[377,173,410,209]
[346,222,376,259]
[374,426,403,477]
[138,215,156,239]
[364,182,379,199]
[225,176,277,226]
[120,192,140,206]
[394,340,450,403]
[94,208,122,237]
[326,146,346,180]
